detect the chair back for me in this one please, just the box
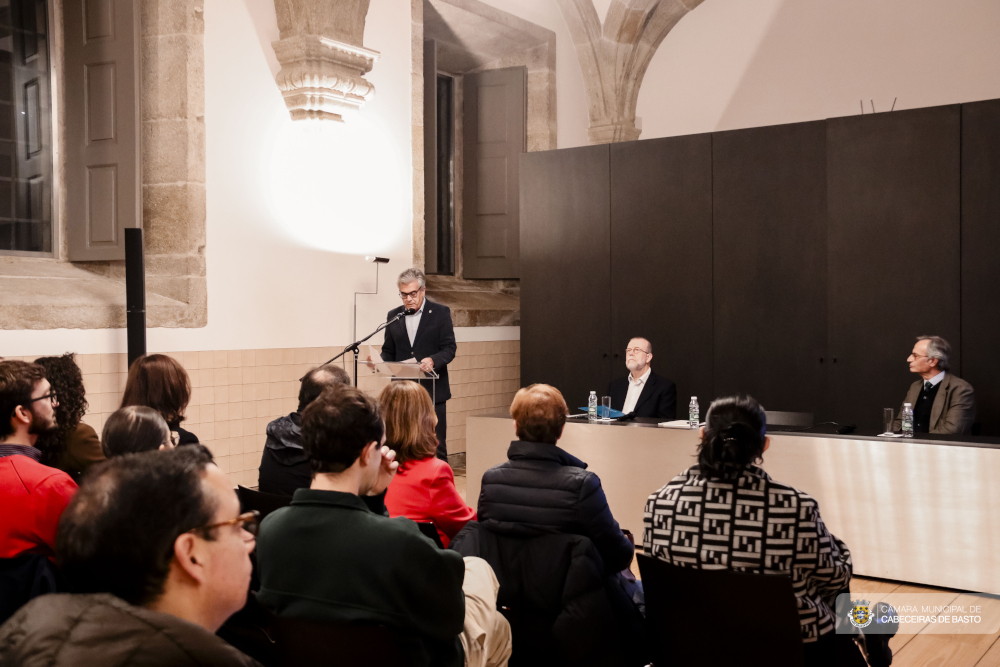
[273,615,409,667]
[416,521,444,548]
[237,485,292,519]
[450,521,621,667]
[0,553,60,625]
[636,553,804,667]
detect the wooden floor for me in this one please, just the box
[453,466,1000,666]
[848,576,1000,666]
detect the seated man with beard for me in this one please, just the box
[0,360,77,561]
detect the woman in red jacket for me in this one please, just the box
[381,381,475,547]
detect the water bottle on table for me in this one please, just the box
[901,402,914,438]
[588,391,598,422]
[689,396,699,429]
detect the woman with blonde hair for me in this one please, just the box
[381,381,475,547]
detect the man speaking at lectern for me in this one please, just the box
[608,337,677,420]
[381,268,456,461]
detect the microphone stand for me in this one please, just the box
[315,312,407,387]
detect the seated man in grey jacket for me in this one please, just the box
[893,336,975,434]
[0,447,259,666]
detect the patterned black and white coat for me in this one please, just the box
[643,465,852,643]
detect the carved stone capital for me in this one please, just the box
[273,34,380,121]
[587,121,641,144]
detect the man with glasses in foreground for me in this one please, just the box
[0,446,260,665]
[379,267,457,460]
[0,360,77,562]
[608,337,677,420]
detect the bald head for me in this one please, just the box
[298,365,351,412]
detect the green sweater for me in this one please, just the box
[256,488,467,667]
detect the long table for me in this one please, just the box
[467,413,1000,595]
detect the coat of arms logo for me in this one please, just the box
[849,599,873,629]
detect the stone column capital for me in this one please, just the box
[271,0,378,122]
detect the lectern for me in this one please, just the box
[357,361,440,403]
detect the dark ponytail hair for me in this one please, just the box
[697,395,767,479]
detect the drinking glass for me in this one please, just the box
[602,396,612,421]
[883,408,894,435]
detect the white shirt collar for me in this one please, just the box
[628,367,651,387]
[925,370,945,387]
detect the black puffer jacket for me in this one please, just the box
[258,413,311,496]
[477,441,634,574]
[450,521,622,667]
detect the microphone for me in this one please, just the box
[837,423,856,435]
[402,308,416,316]
[366,256,390,264]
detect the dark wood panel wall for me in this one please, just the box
[520,145,611,408]
[712,121,828,415]
[521,99,1000,432]
[610,136,713,410]
[961,99,1000,435]
[827,106,961,429]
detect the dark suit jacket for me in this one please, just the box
[380,299,456,403]
[607,371,677,420]
[892,373,976,434]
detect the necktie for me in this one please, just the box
[924,381,932,392]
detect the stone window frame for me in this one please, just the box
[413,0,557,278]
[0,0,207,330]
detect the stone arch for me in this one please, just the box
[556,0,704,143]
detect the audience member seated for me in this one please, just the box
[121,354,199,445]
[643,395,862,666]
[382,381,476,547]
[256,385,511,667]
[0,447,259,666]
[0,361,77,561]
[477,384,645,662]
[34,353,104,481]
[102,406,175,457]
[258,364,350,495]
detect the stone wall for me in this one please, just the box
[8,341,519,487]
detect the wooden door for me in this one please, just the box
[64,0,141,261]
[463,67,525,279]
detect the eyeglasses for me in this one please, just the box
[27,391,57,405]
[910,353,928,359]
[193,510,260,538]
[625,348,650,355]
[399,288,424,299]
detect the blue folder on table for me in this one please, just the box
[577,406,626,419]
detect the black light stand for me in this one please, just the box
[125,229,147,367]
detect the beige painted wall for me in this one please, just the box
[483,0,1000,144]
[636,0,1000,139]
[7,341,518,488]
[0,0,418,356]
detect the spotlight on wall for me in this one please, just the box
[366,256,389,264]
[266,115,404,255]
